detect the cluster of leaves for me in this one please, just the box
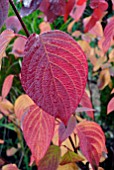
[0,0,114,170]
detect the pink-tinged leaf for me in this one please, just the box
[102,17,114,52]
[0,30,15,67]
[64,0,75,22]
[14,94,34,120]
[0,97,13,115]
[5,16,22,33]
[111,0,114,10]
[38,145,61,170]
[39,21,51,34]
[107,97,114,114]
[22,104,55,165]
[59,116,76,145]
[60,150,84,165]
[76,121,107,170]
[12,37,27,58]
[70,2,86,22]
[2,164,19,170]
[79,91,94,119]
[21,30,88,125]
[2,75,14,98]
[0,0,9,28]
[77,0,87,6]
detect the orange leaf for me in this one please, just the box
[39,21,51,33]
[14,94,34,120]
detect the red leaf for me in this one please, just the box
[102,17,114,52]
[76,121,107,170]
[38,145,61,170]
[5,16,22,33]
[59,116,76,145]
[64,0,75,22]
[22,104,55,165]
[79,91,94,119]
[21,30,88,125]
[77,0,87,6]
[2,75,14,98]
[0,0,9,28]
[84,8,104,33]
[107,97,114,114]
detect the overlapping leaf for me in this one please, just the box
[57,163,79,170]
[0,30,15,68]
[60,150,84,165]
[21,30,88,125]
[79,91,94,119]
[2,75,14,98]
[59,116,76,145]
[5,16,22,33]
[14,94,34,120]
[107,97,114,114]
[0,0,9,28]
[38,145,61,170]
[76,121,107,170]
[22,104,55,165]
[102,17,114,52]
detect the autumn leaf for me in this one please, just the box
[14,94,34,120]
[5,16,22,33]
[12,37,27,58]
[38,145,61,170]
[79,91,94,119]
[21,30,88,125]
[107,97,114,114]
[60,150,84,165]
[76,121,107,170]
[22,104,55,165]
[59,116,76,145]
[0,30,15,69]
[2,75,14,98]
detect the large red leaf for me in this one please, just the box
[59,116,76,145]
[76,121,107,170]
[79,91,94,119]
[0,0,9,28]
[2,75,14,98]
[21,30,88,125]
[107,97,114,114]
[38,145,61,170]
[102,17,114,52]
[22,104,55,165]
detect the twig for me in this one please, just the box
[9,0,30,37]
